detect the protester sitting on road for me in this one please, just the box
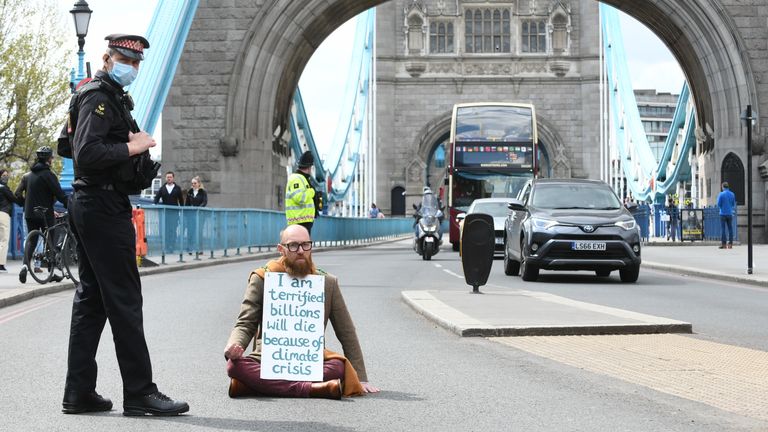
[224,224,380,399]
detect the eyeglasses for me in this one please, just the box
[281,241,313,252]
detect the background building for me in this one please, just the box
[376,0,600,214]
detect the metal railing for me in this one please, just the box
[142,205,413,263]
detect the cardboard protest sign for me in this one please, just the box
[260,272,325,381]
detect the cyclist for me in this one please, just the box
[15,146,69,283]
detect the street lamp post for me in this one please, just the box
[742,105,754,275]
[63,1,92,193]
[70,0,92,89]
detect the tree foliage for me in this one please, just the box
[0,0,70,179]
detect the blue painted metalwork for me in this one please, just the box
[289,9,376,205]
[142,205,412,263]
[127,0,200,134]
[600,4,696,203]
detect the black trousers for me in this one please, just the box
[298,221,313,234]
[65,188,157,397]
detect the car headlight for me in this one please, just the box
[530,217,558,230]
[615,219,636,230]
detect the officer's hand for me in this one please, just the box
[224,343,244,360]
[127,131,157,156]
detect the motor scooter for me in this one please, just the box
[413,191,443,260]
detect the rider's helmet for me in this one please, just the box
[36,145,53,161]
[423,186,432,194]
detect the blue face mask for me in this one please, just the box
[108,59,138,87]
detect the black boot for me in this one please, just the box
[62,390,113,414]
[123,391,189,416]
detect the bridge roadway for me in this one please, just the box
[1,240,767,431]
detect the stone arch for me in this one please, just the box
[536,114,570,178]
[186,0,761,209]
[227,0,758,154]
[601,0,759,153]
[721,152,745,205]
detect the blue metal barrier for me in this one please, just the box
[702,206,738,242]
[7,206,25,260]
[141,205,413,263]
[632,204,650,242]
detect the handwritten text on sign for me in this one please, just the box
[261,272,325,381]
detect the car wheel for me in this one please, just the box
[503,238,520,276]
[619,264,639,283]
[519,237,538,282]
[595,270,611,277]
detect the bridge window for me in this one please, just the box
[464,8,511,53]
[521,20,547,53]
[552,14,567,54]
[408,15,424,54]
[429,21,454,53]
[721,152,745,205]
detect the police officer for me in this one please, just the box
[62,34,188,416]
[285,151,320,233]
[15,146,68,283]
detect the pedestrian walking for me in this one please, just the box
[224,224,380,399]
[14,146,69,283]
[184,176,207,253]
[285,151,319,233]
[666,196,678,242]
[63,34,188,416]
[716,181,736,249]
[153,171,183,252]
[0,169,22,273]
[184,176,207,207]
[368,203,380,218]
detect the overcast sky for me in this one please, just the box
[59,1,685,157]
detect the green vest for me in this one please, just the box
[285,172,315,224]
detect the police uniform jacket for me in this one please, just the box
[226,259,368,382]
[71,71,132,189]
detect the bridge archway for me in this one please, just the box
[169,0,762,210]
[227,0,756,157]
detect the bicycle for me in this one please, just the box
[22,206,79,285]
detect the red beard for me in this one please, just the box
[283,254,315,278]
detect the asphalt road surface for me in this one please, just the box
[1,239,766,431]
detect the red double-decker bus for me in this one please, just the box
[446,103,538,251]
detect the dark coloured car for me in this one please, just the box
[503,179,641,282]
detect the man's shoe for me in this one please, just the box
[718,244,726,249]
[727,243,733,249]
[228,378,257,398]
[62,390,113,414]
[51,274,64,283]
[123,391,189,416]
[33,267,43,273]
[18,267,26,283]
[309,379,342,400]
[0,265,7,273]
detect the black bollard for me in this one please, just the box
[460,213,495,294]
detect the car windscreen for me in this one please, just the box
[470,202,509,217]
[531,183,622,210]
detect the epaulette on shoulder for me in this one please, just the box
[76,80,105,97]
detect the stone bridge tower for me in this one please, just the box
[164,0,767,239]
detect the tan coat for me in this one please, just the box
[227,262,368,382]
